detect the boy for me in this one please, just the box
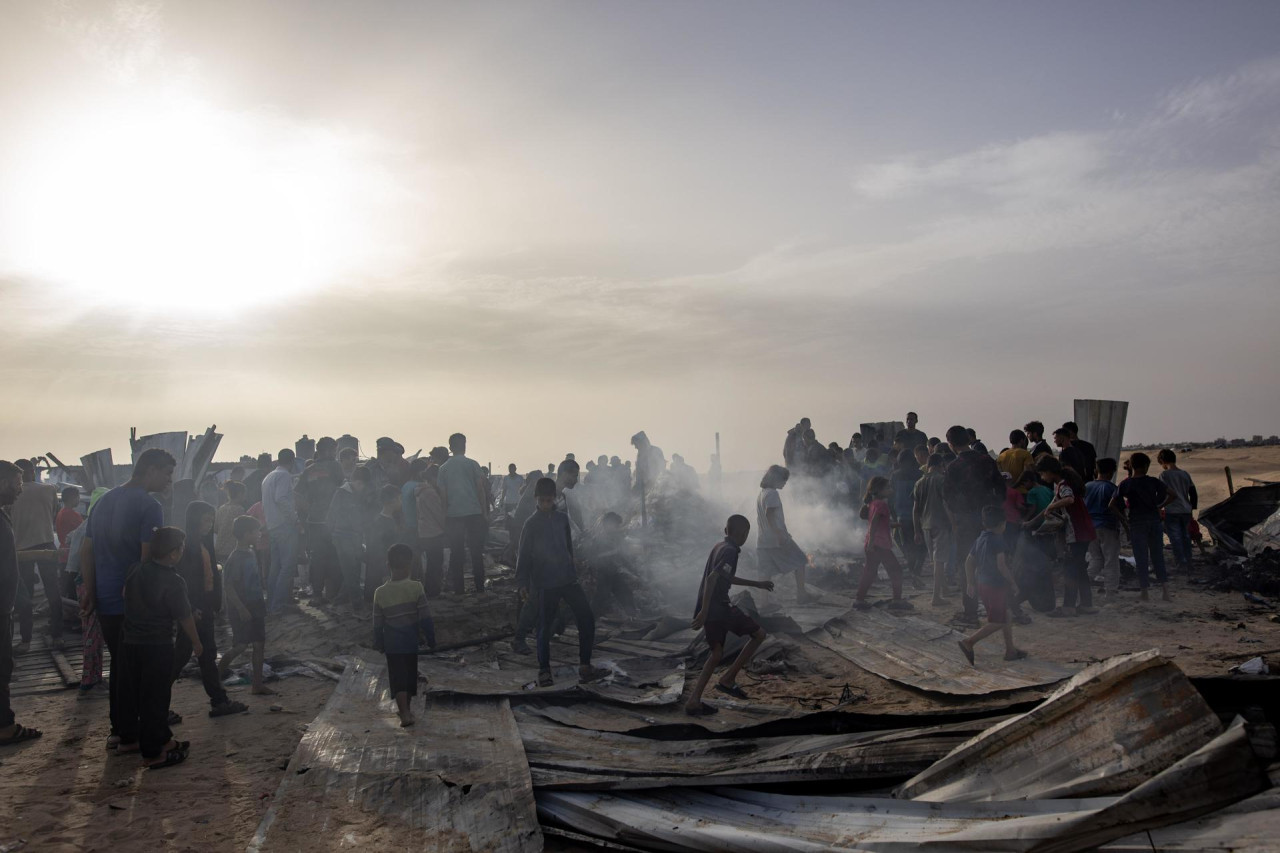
[958,506,1026,665]
[686,515,774,716]
[218,515,273,694]
[1085,458,1122,599]
[515,478,607,687]
[117,527,199,769]
[1157,449,1198,571]
[372,544,435,727]
[1113,452,1172,601]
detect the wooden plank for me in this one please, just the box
[250,658,542,852]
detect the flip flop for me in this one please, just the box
[684,702,719,717]
[714,683,748,700]
[957,640,975,666]
[0,724,43,746]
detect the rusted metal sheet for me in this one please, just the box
[537,718,1267,852]
[897,650,1222,801]
[249,658,542,852]
[809,610,1077,696]
[418,654,685,706]
[521,716,987,790]
[1073,399,1129,466]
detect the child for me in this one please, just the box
[1085,458,1122,599]
[1114,453,1172,602]
[514,478,608,688]
[686,515,774,716]
[1031,457,1097,617]
[56,487,83,571]
[219,515,274,694]
[372,544,436,727]
[1156,449,1198,571]
[369,484,409,603]
[116,527,199,769]
[857,477,909,610]
[958,506,1026,665]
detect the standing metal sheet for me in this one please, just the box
[130,430,189,467]
[1073,400,1128,464]
[78,448,115,490]
[181,425,222,485]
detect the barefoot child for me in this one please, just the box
[958,506,1026,665]
[117,527,199,768]
[218,515,274,694]
[372,544,435,726]
[685,515,774,716]
[857,477,909,610]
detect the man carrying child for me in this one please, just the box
[686,515,773,716]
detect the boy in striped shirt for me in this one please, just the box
[372,544,436,727]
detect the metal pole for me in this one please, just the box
[1225,466,1235,496]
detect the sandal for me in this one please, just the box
[166,710,183,726]
[684,702,719,717]
[714,682,749,700]
[208,700,249,718]
[0,724,44,746]
[146,744,189,770]
[536,671,554,688]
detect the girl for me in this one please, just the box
[755,466,817,604]
[173,501,246,719]
[857,477,910,610]
[1030,458,1097,617]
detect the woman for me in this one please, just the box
[1030,457,1097,617]
[173,501,246,719]
[755,466,816,603]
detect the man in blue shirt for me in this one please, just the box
[1084,458,1122,599]
[81,448,175,749]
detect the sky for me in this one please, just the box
[2,0,1279,472]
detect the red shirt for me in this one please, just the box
[1002,486,1025,524]
[56,507,84,564]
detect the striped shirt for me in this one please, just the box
[372,578,436,654]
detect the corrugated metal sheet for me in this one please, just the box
[809,610,1077,696]
[1100,788,1280,851]
[78,448,115,490]
[896,649,1222,801]
[1199,483,1280,556]
[249,658,542,852]
[537,718,1267,852]
[130,430,188,466]
[1072,399,1129,466]
[418,653,685,706]
[521,715,988,790]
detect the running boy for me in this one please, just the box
[515,478,607,688]
[116,527,199,769]
[958,506,1026,665]
[218,515,273,694]
[686,515,774,716]
[372,544,435,727]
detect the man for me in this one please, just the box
[81,448,174,749]
[1053,428,1090,480]
[439,433,490,594]
[502,464,524,514]
[895,412,927,453]
[295,437,344,604]
[967,428,990,457]
[1,460,43,746]
[243,453,273,506]
[783,418,811,468]
[369,437,409,492]
[913,453,951,607]
[942,425,1005,625]
[553,459,586,538]
[847,432,866,463]
[998,430,1034,486]
[11,459,62,651]
[261,449,300,614]
[631,431,666,499]
[1062,422,1098,482]
[1023,421,1053,459]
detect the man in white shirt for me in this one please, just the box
[260,449,299,614]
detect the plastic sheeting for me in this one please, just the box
[896,649,1222,801]
[809,610,1077,696]
[249,658,542,853]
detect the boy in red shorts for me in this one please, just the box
[686,515,774,716]
[958,506,1026,665]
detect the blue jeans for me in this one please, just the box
[267,524,299,613]
[1163,513,1193,567]
[1130,518,1168,589]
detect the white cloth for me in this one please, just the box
[756,488,786,549]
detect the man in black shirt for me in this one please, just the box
[1023,421,1053,459]
[0,461,43,746]
[1053,428,1090,480]
[1062,422,1098,482]
[895,412,927,453]
[943,426,1005,625]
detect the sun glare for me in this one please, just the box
[2,90,405,314]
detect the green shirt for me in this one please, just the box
[1026,484,1053,517]
[439,454,484,518]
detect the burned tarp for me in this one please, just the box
[249,659,542,853]
[810,610,1076,696]
[418,653,685,706]
[896,650,1222,802]
[537,719,1268,852]
[1199,483,1280,556]
[521,715,988,790]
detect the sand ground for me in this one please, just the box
[2,448,1278,851]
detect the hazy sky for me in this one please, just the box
[2,0,1278,471]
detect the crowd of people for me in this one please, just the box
[0,412,1205,749]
